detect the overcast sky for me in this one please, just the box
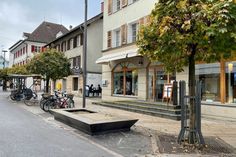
[0,0,102,60]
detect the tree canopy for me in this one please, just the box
[138,0,236,72]
[27,49,71,92]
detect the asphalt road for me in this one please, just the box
[0,92,118,157]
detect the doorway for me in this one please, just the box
[148,66,176,102]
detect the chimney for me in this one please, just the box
[69,25,73,30]
[101,2,104,13]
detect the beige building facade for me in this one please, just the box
[98,0,236,106]
[97,0,158,101]
[47,14,103,96]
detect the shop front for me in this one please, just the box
[148,64,176,102]
[188,61,236,104]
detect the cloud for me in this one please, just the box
[0,0,102,60]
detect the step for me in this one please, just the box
[98,102,181,115]
[93,102,181,121]
[105,101,181,110]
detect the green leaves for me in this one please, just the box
[26,49,71,81]
[137,0,236,73]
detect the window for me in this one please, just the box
[114,29,121,47]
[73,36,77,48]
[128,22,139,43]
[61,43,63,52]
[131,23,138,42]
[73,77,79,91]
[107,31,112,48]
[113,0,121,12]
[195,63,220,102]
[31,45,41,53]
[56,45,60,52]
[113,62,138,96]
[67,39,71,50]
[72,56,81,68]
[35,46,41,52]
[61,42,66,52]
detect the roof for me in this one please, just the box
[47,13,103,45]
[9,40,23,51]
[26,21,69,43]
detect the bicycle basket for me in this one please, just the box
[24,88,33,100]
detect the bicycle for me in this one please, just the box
[40,93,52,110]
[24,90,39,106]
[42,91,75,112]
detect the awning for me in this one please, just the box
[96,48,139,64]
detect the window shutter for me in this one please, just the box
[139,17,144,26]
[122,0,128,7]
[73,36,77,48]
[145,15,151,25]
[78,56,81,68]
[107,31,112,48]
[108,0,112,14]
[31,45,35,53]
[80,34,83,45]
[121,24,127,45]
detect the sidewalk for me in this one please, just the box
[11,93,236,156]
[73,97,236,149]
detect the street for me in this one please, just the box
[0,92,119,157]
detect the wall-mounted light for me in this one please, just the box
[228,63,233,72]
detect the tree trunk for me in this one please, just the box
[2,79,7,91]
[189,46,196,144]
[45,77,49,93]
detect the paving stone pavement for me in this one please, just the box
[72,97,236,150]
[7,92,236,156]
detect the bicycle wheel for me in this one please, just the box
[24,97,39,106]
[43,99,56,112]
[67,99,75,108]
[40,98,47,110]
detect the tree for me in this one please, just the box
[137,0,236,144]
[7,65,29,75]
[27,49,71,93]
[0,65,29,91]
[0,68,9,91]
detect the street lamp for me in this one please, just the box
[82,0,88,108]
[2,50,7,68]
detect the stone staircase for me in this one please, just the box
[92,101,181,121]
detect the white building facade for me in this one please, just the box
[97,0,157,101]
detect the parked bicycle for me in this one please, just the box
[24,90,39,106]
[10,84,34,101]
[41,91,75,112]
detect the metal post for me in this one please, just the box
[2,50,7,68]
[178,81,186,144]
[82,0,88,108]
[196,81,205,145]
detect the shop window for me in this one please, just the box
[113,62,138,96]
[195,63,220,102]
